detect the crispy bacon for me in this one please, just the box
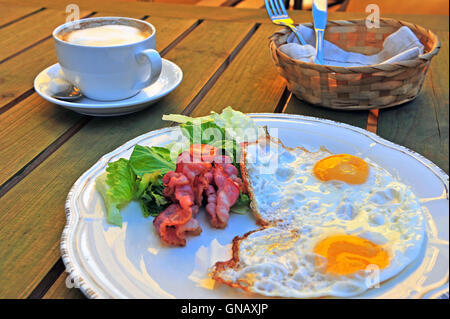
[156,155,205,246]
[190,144,219,163]
[162,171,188,201]
[155,146,245,246]
[206,166,240,228]
[193,170,213,206]
[176,216,202,238]
[153,203,201,246]
[213,157,244,193]
[162,172,197,212]
[176,151,212,183]
[205,184,218,227]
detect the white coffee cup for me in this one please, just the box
[53,17,162,101]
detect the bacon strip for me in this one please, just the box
[153,204,201,246]
[206,166,240,228]
[214,158,244,193]
[176,151,212,183]
[155,148,245,246]
[205,184,218,227]
[193,170,213,206]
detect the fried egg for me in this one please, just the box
[212,137,425,298]
[313,154,369,185]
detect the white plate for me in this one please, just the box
[34,60,182,116]
[62,114,449,299]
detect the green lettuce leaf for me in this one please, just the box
[129,145,175,177]
[135,170,160,198]
[96,145,177,226]
[136,170,169,217]
[230,193,250,215]
[163,106,262,144]
[163,107,263,166]
[140,185,169,217]
[180,120,226,145]
[210,106,262,143]
[96,158,137,226]
[162,113,213,124]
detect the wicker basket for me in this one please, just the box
[269,18,440,110]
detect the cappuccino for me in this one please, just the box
[59,24,151,46]
[53,17,162,100]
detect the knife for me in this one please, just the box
[312,0,328,64]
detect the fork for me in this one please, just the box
[265,0,306,46]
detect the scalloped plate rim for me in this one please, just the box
[61,113,449,299]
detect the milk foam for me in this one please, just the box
[65,25,148,46]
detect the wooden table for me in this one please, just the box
[0,0,448,299]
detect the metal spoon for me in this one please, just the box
[52,84,83,101]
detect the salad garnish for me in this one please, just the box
[96,107,260,226]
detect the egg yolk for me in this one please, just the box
[314,235,389,276]
[313,154,369,184]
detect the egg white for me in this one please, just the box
[215,138,426,298]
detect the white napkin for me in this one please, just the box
[279,25,424,66]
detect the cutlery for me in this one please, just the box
[265,0,306,45]
[312,0,328,64]
[52,84,83,101]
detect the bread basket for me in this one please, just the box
[269,18,440,110]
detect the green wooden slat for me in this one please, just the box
[377,31,449,173]
[0,19,255,299]
[284,95,369,129]
[191,23,286,116]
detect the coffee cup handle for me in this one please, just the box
[134,49,162,90]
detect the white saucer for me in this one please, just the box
[34,60,183,116]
